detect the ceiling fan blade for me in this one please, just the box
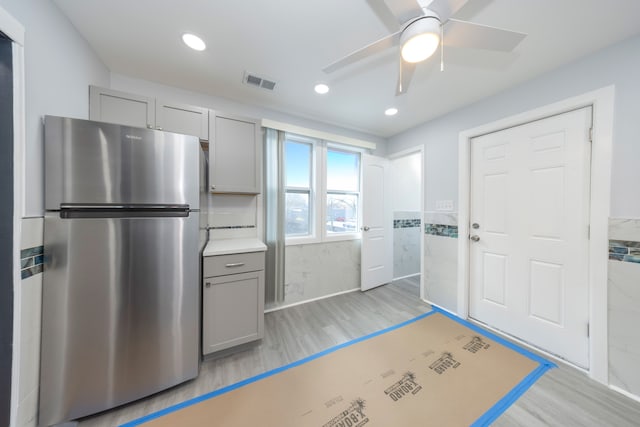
[396,58,416,95]
[450,0,493,21]
[443,19,526,52]
[384,0,425,24]
[367,0,401,32]
[427,0,469,22]
[323,32,401,74]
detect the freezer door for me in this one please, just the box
[39,213,200,426]
[44,116,200,210]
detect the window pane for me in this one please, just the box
[326,193,358,233]
[327,150,359,192]
[285,140,311,188]
[286,192,310,236]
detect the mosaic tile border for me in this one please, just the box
[425,223,458,238]
[21,245,44,279]
[609,240,640,263]
[208,225,256,230]
[393,219,421,229]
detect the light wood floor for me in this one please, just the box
[78,277,640,426]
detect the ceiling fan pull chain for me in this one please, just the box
[440,24,444,72]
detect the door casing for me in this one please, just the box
[1,6,25,425]
[458,86,614,385]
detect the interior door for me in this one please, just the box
[469,107,592,367]
[361,154,393,291]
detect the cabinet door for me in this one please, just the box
[156,100,209,140]
[209,113,260,194]
[202,270,265,355]
[89,86,154,129]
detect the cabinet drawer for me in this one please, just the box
[203,251,264,277]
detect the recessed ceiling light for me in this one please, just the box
[385,108,398,116]
[182,33,206,51]
[314,83,330,94]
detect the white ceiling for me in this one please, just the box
[54,0,640,138]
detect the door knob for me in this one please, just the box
[470,235,480,242]
[472,223,480,229]
[361,226,370,231]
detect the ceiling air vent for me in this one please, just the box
[243,71,277,91]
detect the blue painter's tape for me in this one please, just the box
[120,309,438,427]
[120,306,555,427]
[429,306,556,426]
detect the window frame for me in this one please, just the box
[284,137,363,246]
[322,146,361,242]
[283,134,316,244]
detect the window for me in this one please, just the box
[326,149,360,234]
[284,138,313,237]
[283,134,361,242]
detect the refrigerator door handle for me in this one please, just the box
[58,204,191,219]
[60,204,190,210]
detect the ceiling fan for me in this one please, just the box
[323,0,527,95]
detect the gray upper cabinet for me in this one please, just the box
[89,86,154,129]
[155,100,208,140]
[89,86,209,140]
[209,112,261,194]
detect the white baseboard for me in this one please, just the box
[264,288,360,313]
[609,385,640,404]
[393,273,420,281]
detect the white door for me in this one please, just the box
[361,154,393,291]
[469,107,592,368]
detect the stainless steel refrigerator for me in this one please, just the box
[39,116,201,426]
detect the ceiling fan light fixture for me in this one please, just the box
[400,16,440,63]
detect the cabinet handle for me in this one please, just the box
[210,185,216,191]
[156,127,163,131]
[146,124,153,129]
[225,262,245,268]
[205,282,211,288]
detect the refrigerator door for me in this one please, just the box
[39,212,200,426]
[44,116,200,210]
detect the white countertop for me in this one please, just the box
[203,238,267,257]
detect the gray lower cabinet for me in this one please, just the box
[202,252,265,355]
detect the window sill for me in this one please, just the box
[285,233,361,247]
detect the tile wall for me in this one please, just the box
[207,194,258,239]
[284,240,361,306]
[17,217,44,427]
[423,212,458,313]
[393,211,421,279]
[608,218,640,398]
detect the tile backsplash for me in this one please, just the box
[608,218,640,399]
[19,217,44,427]
[608,240,640,263]
[393,212,421,279]
[20,246,43,279]
[393,218,421,229]
[424,224,458,238]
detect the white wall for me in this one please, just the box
[387,34,640,218]
[0,0,111,217]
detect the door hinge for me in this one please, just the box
[587,323,590,337]
[588,127,593,142]
[587,225,591,239]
